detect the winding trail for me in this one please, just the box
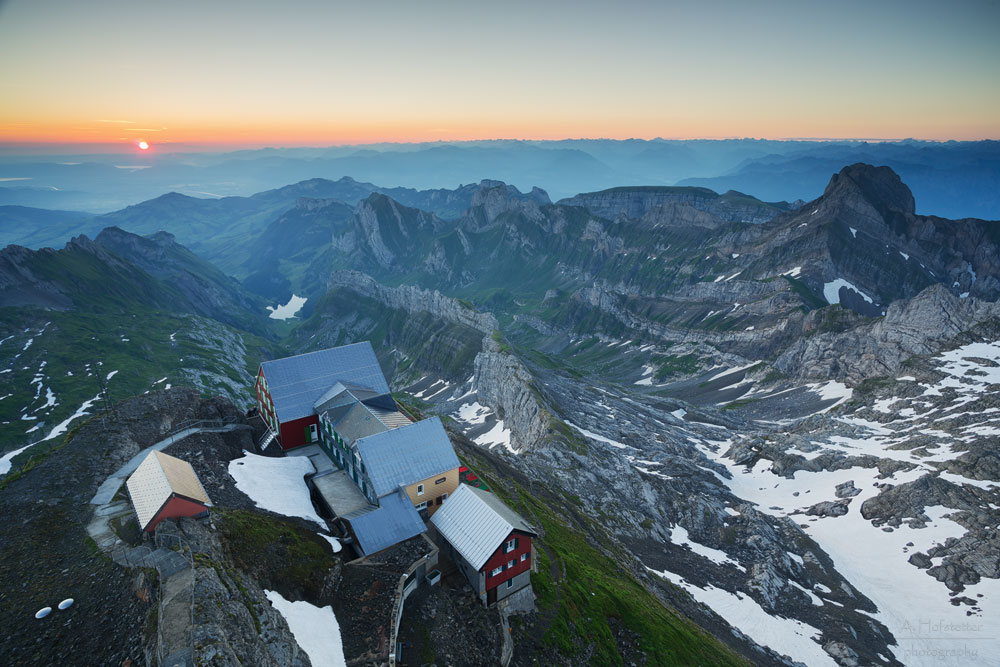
[89,422,244,505]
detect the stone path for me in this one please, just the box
[89,423,243,506]
[85,423,245,667]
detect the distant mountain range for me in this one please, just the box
[1,139,998,218]
[3,160,1000,666]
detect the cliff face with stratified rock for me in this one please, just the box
[471,335,554,452]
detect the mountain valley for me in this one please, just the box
[1,162,998,667]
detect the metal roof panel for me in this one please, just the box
[430,484,535,570]
[345,489,425,556]
[355,417,459,498]
[261,342,390,422]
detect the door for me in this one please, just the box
[487,586,497,606]
[305,423,317,443]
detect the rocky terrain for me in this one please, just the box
[2,162,998,666]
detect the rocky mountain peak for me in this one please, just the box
[823,163,916,216]
[468,181,546,224]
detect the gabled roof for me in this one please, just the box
[330,401,390,443]
[260,342,390,423]
[313,381,380,413]
[343,489,425,556]
[126,451,212,531]
[430,484,536,570]
[355,417,459,498]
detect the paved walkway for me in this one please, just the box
[83,421,246,667]
[89,423,243,505]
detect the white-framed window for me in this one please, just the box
[416,483,425,496]
[415,501,428,511]
[504,537,517,553]
[508,559,515,569]
[506,578,514,589]
[490,566,503,576]
[520,552,529,562]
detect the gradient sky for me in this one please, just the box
[1,0,998,149]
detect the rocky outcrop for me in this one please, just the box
[465,181,548,228]
[354,196,399,268]
[328,270,498,334]
[559,186,785,224]
[95,226,268,334]
[156,518,311,667]
[774,284,1000,384]
[473,336,552,451]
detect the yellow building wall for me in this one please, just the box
[404,467,459,517]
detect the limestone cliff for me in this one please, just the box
[472,336,553,452]
[775,283,1000,384]
[327,270,498,334]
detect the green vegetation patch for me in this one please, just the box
[216,509,334,600]
[518,491,746,666]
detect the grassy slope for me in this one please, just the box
[0,307,276,463]
[410,397,748,666]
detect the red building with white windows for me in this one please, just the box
[430,483,537,606]
[254,342,391,450]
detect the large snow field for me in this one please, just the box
[648,565,837,667]
[228,452,325,527]
[702,439,1000,667]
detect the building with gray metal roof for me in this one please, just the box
[260,342,390,424]
[341,489,426,557]
[355,417,459,498]
[430,483,536,606]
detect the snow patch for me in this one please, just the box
[228,452,325,527]
[475,419,517,455]
[823,278,873,305]
[565,420,629,449]
[265,590,346,667]
[646,567,836,667]
[267,294,307,320]
[318,533,342,553]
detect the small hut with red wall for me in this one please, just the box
[126,450,212,533]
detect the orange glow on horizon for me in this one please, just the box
[2,103,999,151]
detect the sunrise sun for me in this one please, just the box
[137,140,149,150]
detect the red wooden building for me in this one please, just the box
[430,483,537,606]
[126,451,212,533]
[255,342,391,450]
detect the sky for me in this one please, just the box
[0,0,998,151]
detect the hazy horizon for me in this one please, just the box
[2,0,998,151]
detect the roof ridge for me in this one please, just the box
[259,341,371,368]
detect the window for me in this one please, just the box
[520,553,529,562]
[415,501,428,511]
[506,578,514,589]
[491,566,503,577]
[504,537,518,553]
[435,496,443,506]
[416,484,425,496]
[508,559,515,569]
[435,477,447,485]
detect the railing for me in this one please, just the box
[388,537,440,667]
[166,417,241,437]
[108,531,196,667]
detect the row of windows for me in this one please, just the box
[489,552,529,577]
